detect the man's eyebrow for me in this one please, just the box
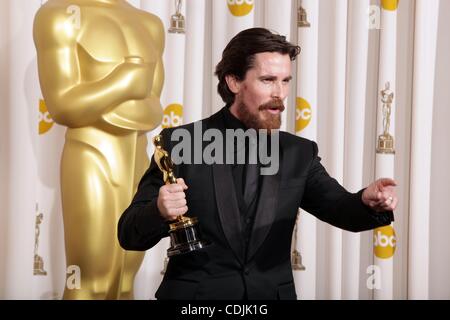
[259,75,276,80]
[258,75,293,80]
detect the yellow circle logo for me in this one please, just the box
[381,0,399,11]
[38,99,54,135]
[227,0,254,17]
[295,97,312,133]
[373,225,396,259]
[162,104,183,129]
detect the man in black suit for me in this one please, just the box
[118,28,397,300]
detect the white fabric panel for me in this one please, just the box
[429,0,450,299]
[226,0,256,47]
[317,0,348,300]
[160,6,186,115]
[140,0,169,19]
[408,0,441,300]
[341,0,371,299]
[211,0,255,114]
[264,0,292,132]
[35,123,66,300]
[295,0,319,300]
[4,0,41,299]
[183,0,206,124]
[211,0,229,114]
[373,3,397,300]
[392,0,414,300]
[0,0,11,298]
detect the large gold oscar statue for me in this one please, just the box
[33,0,164,299]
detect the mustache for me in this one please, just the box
[259,99,285,112]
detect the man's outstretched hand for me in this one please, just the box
[362,178,398,212]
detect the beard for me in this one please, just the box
[236,98,285,131]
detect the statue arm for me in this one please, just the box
[145,13,165,100]
[33,8,151,128]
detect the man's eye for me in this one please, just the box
[262,79,272,83]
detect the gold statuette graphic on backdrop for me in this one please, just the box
[153,135,210,257]
[377,82,395,154]
[297,0,311,28]
[168,0,185,34]
[34,210,47,276]
[291,212,306,271]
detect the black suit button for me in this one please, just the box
[244,267,250,275]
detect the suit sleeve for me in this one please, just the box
[300,141,394,232]
[117,134,171,251]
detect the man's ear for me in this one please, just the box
[225,75,241,94]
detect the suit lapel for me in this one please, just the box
[207,108,245,264]
[213,164,245,264]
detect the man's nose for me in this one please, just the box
[271,81,282,99]
[271,81,287,100]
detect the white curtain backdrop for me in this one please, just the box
[1,0,449,299]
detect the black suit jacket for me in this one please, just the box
[118,107,393,300]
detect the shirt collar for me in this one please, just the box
[223,105,247,130]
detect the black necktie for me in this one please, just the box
[243,163,259,209]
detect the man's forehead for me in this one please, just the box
[252,52,292,72]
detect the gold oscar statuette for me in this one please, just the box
[153,135,210,257]
[377,82,395,154]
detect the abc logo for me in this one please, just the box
[227,0,254,17]
[373,225,396,259]
[381,0,399,11]
[295,97,312,133]
[162,103,183,129]
[38,99,54,135]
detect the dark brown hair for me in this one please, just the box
[215,28,301,105]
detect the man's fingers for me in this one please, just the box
[390,197,398,211]
[378,191,391,203]
[167,198,187,209]
[164,183,185,193]
[368,201,377,208]
[376,191,383,201]
[167,206,188,219]
[378,178,397,188]
[377,195,397,211]
[162,191,186,201]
